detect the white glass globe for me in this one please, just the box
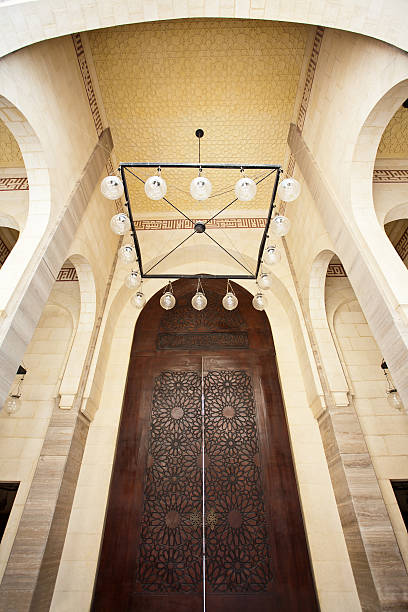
[258,272,272,290]
[124,270,141,290]
[145,175,167,200]
[131,292,146,309]
[190,176,212,201]
[101,176,124,200]
[191,291,207,311]
[277,177,301,202]
[110,213,131,236]
[222,292,238,311]
[234,177,257,202]
[387,390,404,412]
[270,215,291,237]
[264,245,281,265]
[5,394,21,415]
[118,243,136,264]
[160,291,176,310]
[252,293,267,311]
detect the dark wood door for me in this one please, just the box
[91,280,318,611]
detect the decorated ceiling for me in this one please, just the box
[0,119,24,168]
[87,19,310,214]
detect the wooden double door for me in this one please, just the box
[92,282,318,611]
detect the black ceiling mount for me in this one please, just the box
[195,129,204,138]
[194,221,206,234]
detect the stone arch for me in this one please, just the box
[350,79,408,311]
[1,1,408,59]
[82,240,321,420]
[57,254,97,410]
[308,250,349,407]
[0,96,51,314]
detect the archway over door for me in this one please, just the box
[92,279,318,611]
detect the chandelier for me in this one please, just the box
[100,130,301,312]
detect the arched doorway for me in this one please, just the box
[92,279,318,611]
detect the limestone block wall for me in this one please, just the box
[0,294,77,582]
[327,277,408,570]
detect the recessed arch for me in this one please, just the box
[57,253,97,409]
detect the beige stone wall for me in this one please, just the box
[327,276,408,569]
[0,294,76,582]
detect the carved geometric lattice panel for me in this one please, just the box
[136,368,273,594]
[136,371,203,593]
[204,370,274,592]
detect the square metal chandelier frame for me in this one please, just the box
[119,162,282,280]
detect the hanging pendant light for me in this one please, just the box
[222,280,238,310]
[257,271,272,290]
[160,281,176,310]
[277,177,301,202]
[270,215,291,237]
[190,174,212,201]
[124,270,141,290]
[145,169,167,200]
[381,360,405,413]
[192,279,207,310]
[100,175,124,200]
[4,369,26,416]
[5,394,21,415]
[264,244,281,265]
[110,212,131,235]
[252,292,267,311]
[118,243,136,264]
[131,291,146,309]
[234,171,257,202]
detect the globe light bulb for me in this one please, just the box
[264,245,281,265]
[222,292,238,311]
[277,177,301,202]
[100,176,124,200]
[387,389,404,412]
[160,291,176,310]
[110,213,131,236]
[258,272,272,290]
[145,175,167,200]
[118,243,136,264]
[131,291,146,309]
[124,270,141,290]
[191,291,207,311]
[270,215,291,237]
[190,176,212,201]
[5,394,21,415]
[234,177,257,202]
[252,293,266,311]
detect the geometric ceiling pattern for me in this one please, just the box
[377,105,408,159]
[0,119,24,167]
[88,19,311,213]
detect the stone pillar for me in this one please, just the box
[288,123,408,610]
[0,407,89,611]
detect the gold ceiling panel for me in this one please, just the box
[88,19,309,213]
[378,106,408,159]
[0,119,24,168]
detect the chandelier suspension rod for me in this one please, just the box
[120,165,144,276]
[120,162,281,170]
[255,167,281,278]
